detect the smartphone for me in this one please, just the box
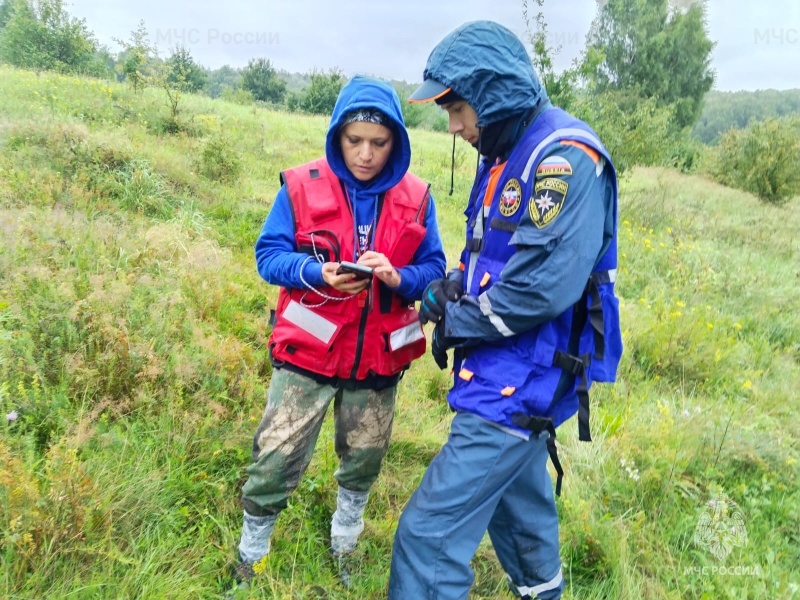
[336,261,373,280]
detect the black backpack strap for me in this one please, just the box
[511,415,564,496]
[587,274,606,360]
[552,276,594,442]
[552,351,592,442]
[549,271,612,442]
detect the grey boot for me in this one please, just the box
[236,511,278,577]
[330,486,370,588]
[330,486,369,555]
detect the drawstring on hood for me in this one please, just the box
[449,134,456,195]
[433,90,465,197]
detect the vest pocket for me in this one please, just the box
[270,300,343,375]
[459,343,544,392]
[378,309,426,374]
[451,343,552,424]
[295,230,341,264]
[383,221,426,267]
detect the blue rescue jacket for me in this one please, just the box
[447,108,623,438]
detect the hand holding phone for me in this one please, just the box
[335,261,373,281]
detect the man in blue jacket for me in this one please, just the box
[388,21,623,599]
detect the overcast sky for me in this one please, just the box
[66,0,800,92]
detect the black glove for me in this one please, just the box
[419,278,463,325]
[431,319,450,370]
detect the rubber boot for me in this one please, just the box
[330,486,369,587]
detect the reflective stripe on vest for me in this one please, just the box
[389,321,425,351]
[282,300,338,344]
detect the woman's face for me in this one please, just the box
[339,121,394,181]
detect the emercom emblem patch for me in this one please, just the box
[529,178,568,229]
[499,178,522,217]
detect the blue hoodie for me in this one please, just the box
[255,76,445,300]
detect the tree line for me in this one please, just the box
[1,0,798,203]
[692,89,800,144]
[523,0,798,203]
[0,0,445,130]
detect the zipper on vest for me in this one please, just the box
[349,290,371,380]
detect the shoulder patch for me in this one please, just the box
[498,178,522,217]
[529,177,568,229]
[536,155,573,177]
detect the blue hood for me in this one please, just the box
[421,20,548,126]
[325,76,411,194]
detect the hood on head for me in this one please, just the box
[419,20,548,126]
[325,76,411,194]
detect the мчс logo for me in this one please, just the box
[693,493,748,561]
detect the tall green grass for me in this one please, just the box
[1,66,798,599]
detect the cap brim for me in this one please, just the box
[408,79,451,103]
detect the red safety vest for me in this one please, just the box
[269,158,430,380]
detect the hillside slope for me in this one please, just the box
[1,66,798,600]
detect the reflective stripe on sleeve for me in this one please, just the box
[478,291,515,337]
[389,320,425,351]
[466,204,488,292]
[282,300,337,345]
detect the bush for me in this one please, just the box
[0,0,109,77]
[666,135,706,174]
[573,91,678,176]
[710,116,800,205]
[400,97,448,132]
[199,135,241,183]
[220,87,254,106]
[298,69,343,115]
[241,57,286,104]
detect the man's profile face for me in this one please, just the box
[441,101,480,146]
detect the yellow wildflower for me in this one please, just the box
[252,554,269,574]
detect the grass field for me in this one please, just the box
[1,66,798,599]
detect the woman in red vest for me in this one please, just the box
[232,75,446,589]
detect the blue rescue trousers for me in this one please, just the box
[388,412,564,599]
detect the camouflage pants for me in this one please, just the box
[241,368,397,517]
